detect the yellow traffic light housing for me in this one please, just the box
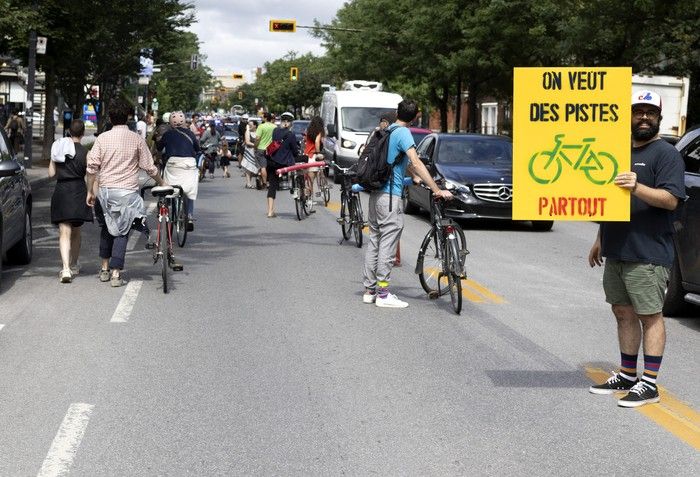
[290,67,298,81]
[269,19,296,32]
[232,73,244,80]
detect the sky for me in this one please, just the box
[187,0,347,80]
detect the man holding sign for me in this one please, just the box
[588,91,685,407]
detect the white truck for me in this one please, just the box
[633,74,690,138]
[320,81,402,168]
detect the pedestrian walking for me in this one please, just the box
[265,112,299,218]
[362,99,452,308]
[588,90,685,407]
[254,112,276,188]
[86,98,167,287]
[241,119,258,188]
[4,109,24,154]
[219,138,232,178]
[48,119,93,283]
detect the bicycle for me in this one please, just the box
[415,183,468,314]
[308,161,331,206]
[140,184,184,294]
[332,162,365,247]
[170,191,189,247]
[276,161,327,221]
[528,133,618,185]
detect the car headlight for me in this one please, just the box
[341,138,357,149]
[444,179,470,195]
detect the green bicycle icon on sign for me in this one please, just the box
[528,134,618,185]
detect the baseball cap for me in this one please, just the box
[632,90,662,111]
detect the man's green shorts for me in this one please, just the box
[603,259,669,315]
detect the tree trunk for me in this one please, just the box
[42,70,57,161]
[454,76,462,133]
[467,81,479,133]
[440,84,449,132]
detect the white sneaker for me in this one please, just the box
[375,293,408,308]
[362,292,376,304]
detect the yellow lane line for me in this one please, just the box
[463,279,507,304]
[422,267,485,303]
[586,367,700,451]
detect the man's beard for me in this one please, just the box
[632,120,660,141]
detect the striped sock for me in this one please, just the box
[619,352,638,382]
[377,281,389,299]
[642,355,663,387]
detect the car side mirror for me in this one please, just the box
[0,159,22,178]
[327,124,337,137]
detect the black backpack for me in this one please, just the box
[356,127,401,190]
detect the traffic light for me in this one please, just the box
[290,67,298,81]
[269,19,296,32]
[190,54,199,70]
[232,73,244,80]
[238,91,243,100]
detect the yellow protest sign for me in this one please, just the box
[513,67,631,221]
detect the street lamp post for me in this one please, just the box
[24,30,37,168]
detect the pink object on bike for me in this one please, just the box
[276,161,327,176]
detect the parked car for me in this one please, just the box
[664,126,700,316]
[0,128,33,291]
[403,133,553,231]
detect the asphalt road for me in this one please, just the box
[1,169,698,476]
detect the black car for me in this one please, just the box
[664,126,700,316]
[0,129,33,290]
[222,129,239,150]
[291,120,310,145]
[403,133,553,231]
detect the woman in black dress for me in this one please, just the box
[48,119,94,283]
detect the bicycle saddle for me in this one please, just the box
[151,185,175,197]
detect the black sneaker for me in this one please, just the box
[618,381,660,408]
[589,372,637,394]
[186,219,194,232]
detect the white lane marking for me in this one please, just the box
[127,202,157,251]
[110,280,143,323]
[36,403,94,477]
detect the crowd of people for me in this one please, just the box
[47,99,329,286]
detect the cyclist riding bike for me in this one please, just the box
[156,110,200,231]
[200,121,221,179]
[303,116,325,203]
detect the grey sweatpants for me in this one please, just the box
[363,192,404,289]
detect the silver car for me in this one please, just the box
[0,128,33,290]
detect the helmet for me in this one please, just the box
[632,90,662,111]
[280,112,294,121]
[169,111,186,128]
[161,112,171,124]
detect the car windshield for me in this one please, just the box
[341,108,396,132]
[437,137,512,166]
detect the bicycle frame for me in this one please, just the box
[546,134,596,169]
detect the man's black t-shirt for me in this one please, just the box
[601,138,685,267]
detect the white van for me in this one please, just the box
[320,88,403,167]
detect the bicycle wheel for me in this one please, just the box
[418,228,449,297]
[294,175,306,221]
[340,192,351,240]
[448,222,468,278]
[446,238,462,314]
[528,151,562,184]
[318,172,330,205]
[304,175,313,216]
[174,196,188,247]
[351,194,363,248]
[583,151,618,185]
[161,217,169,294]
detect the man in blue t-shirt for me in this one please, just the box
[362,99,452,308]
[588,90,685,407]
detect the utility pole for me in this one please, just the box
[24,17,37,168]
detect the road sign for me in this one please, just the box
[191,54,199,70]
[36,36,47,55]
[269,19,296,32]
[151,98,159,111]
[513,67,631,222]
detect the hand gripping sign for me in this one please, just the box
[513,67,632,221]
